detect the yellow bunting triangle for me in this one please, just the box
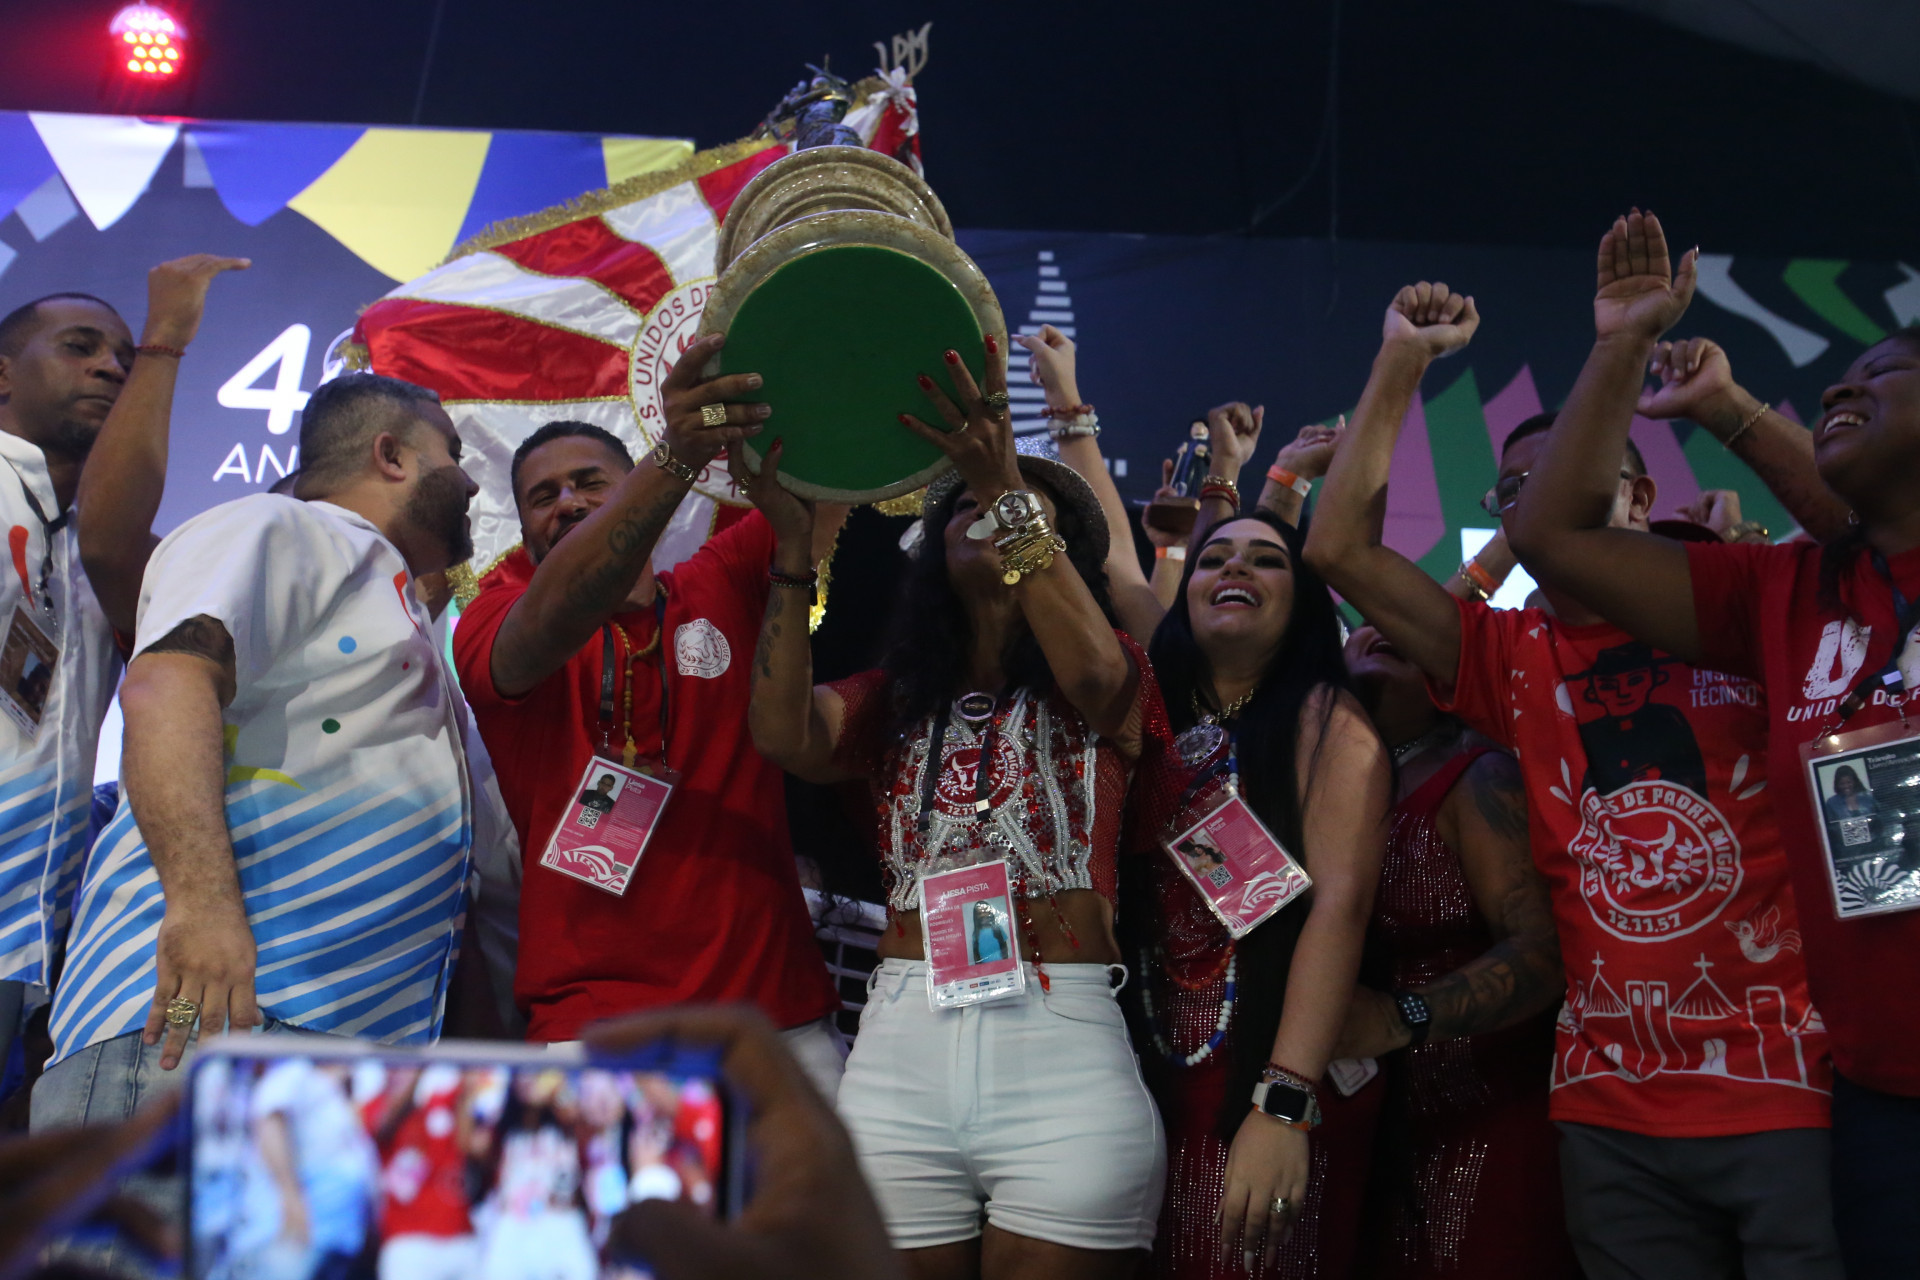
[288,128,493,281]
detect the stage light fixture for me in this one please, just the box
[109,4,186,81]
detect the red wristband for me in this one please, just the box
[1462,558,1499,597]
[1266,464,1312,497]
[1039,403,1094,420]
[136,343,185,359]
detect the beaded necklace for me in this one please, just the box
[1140,945,1237,1067]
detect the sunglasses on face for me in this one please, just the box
[1481,469,1636,518]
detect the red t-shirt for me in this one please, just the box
[364,1079,471,1240]
[1434,598,1830,1137]
[453,511,838,1040]
[1689,539,1920,1096]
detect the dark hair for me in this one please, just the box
[1145,509,1361,1135]
[294,374,443,498]
[0,293,120,358]
[1834,765,1866,795]
[509,420,633,502]
[1815,326,1920,603]
[1502,411,1647,478]
[878,470,1114,728]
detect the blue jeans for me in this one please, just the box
[1832,1070,1920,1279]
[31,1018,333,1278]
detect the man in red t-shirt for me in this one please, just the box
[1508,211,1920,1277]
[363,1066,480,1280]
[450,335,842,1095]
[1307,269,1846,1278]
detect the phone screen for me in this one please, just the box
[186,1041,732,1280]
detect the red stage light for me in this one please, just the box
[109,5,186,82]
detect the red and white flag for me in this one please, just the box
[353,140,794,573]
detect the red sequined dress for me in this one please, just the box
[1340,746,1577,1279]
[1131,730,1377,1280]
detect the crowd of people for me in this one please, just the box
[0,205,1915,1280]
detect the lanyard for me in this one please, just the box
[0,461,65,620]
[916,697,1005,834]
[1831,550,1920,730]
[597,594,669,768]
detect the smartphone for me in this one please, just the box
[184,1035,742,1280]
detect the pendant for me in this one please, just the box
[1175,722,1225,767]
[956,692,996,723]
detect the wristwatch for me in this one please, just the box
[1394,989,1433,1048]
[967,488,1045,541]
[1250,1079,1322,1131]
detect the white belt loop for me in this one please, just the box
[1106,963,1130,993]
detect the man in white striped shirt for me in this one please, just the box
[38,375,481,1147]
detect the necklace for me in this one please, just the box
[1140,946,1236,1067]
[1392,723,1452,766]
[1191,687,1256,725]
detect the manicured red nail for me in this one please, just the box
[917,373,934,389]
[984,333,999,355]
[897,413,912,425]
[943,349,960,365]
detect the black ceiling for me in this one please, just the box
[0,0,1914,261]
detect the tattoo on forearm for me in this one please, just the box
[560,487,685,616]
[1424,752,1563,1040]
[752,588,786,687]
[146,614,235,666]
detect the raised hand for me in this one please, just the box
[1382,282,1480,359]
[1205,401,1266,473]
[1675,488,1744,538]
[1594,209,1698,344]
[898,335,1020,500]
[1637,336,1735,422]
[1273,418,1345,482]
[142,254,251,350]
[1012,324,1081,409]
[660,334,769,470]
[727,439,814,547]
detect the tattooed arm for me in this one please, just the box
[1336,749,1563,1056]
[732,443,856,785]
[488,333,768,698]
[120,615,257,1069]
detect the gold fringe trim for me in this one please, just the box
[443,136,786,265]
[446,560,481,610]
[338,341,371,372]
[871,488,925,517]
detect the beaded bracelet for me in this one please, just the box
[1038,403,1095,420]
[1048,412,1100,440]
[1260,1061,1319,1094]
[136,343,185,360]
[768,567,818,589]
[1266,464,1312,498]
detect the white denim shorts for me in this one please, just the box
[837,958,1167,1252]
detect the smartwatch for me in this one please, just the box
[1394,989,1433,1048]
[1250,1079,1322,1131]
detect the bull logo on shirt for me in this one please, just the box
[1561,642,1743,940]
[1802,619,1871,701]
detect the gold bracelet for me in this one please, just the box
[651,442,700,483]
[1722,401,1769,449]
[993,515,1065,585]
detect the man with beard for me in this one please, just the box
[41,374,483,1170]
[451,334,844,1093]
[0,278,184,1094]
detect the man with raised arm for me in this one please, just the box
[0,272,235,1083]
[449,334,843,1093]
[1304,274,1844,1279]
[39,373,481,1160]
[1506,209,1918,1278]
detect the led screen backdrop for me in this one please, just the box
[1,109,1914,599]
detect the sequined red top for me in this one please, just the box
[829,630,1167,912]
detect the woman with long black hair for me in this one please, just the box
[738,336,1168,1280]
[1129,508,1391,1278]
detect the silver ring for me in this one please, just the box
[1270,1196,1290,1217]
[699,403,729,428]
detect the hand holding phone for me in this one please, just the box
[596,1007,902,1280]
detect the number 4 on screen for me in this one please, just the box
[218,323,312,435]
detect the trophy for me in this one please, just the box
[697,74,1004,504]
[1141,418,1212,538]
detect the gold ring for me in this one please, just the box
[699,403,729,428]
[981,390,1010,413]
[164,997,199,1028]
